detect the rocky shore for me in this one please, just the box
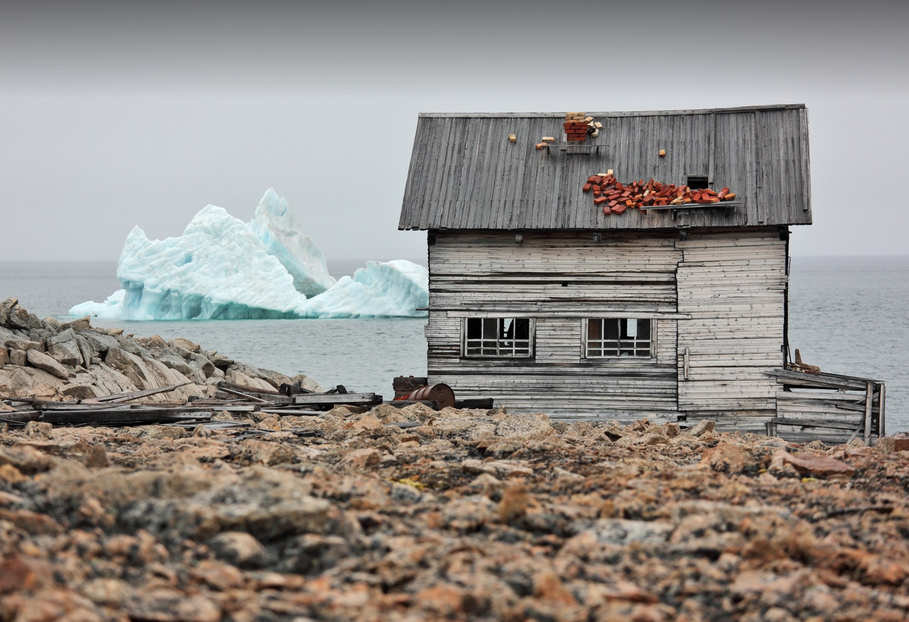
[0,298,321,402]
[1,403,908,621]
[2,298,909,621]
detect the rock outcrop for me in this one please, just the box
[0,298,321,401]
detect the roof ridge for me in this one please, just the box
[418,104,806,119]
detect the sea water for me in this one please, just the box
[1,257,906,432]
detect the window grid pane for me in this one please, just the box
[464,318,532,358]
[586,318,652,358]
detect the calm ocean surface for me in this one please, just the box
[1,257,906,432]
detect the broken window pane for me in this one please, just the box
[586,318,652,358]
[588,319,602,340]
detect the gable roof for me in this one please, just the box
[399,104,811,231]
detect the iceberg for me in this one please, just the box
[250,189,336,298]
[70,189,428,320]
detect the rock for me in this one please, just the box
[769,450,856,479]
[690,420,715,437]
[47,328,76,346]
[461,458,533,478]
[105,346,156,388]
[876,436,909,453]
[48,339,83,367]
[60,383,103,400]
[24,421,53,439]
[0,556,55,594]
[82,578,134,607]
[124,589,221,622]
[80,329,120,354]
[578,519,674,545]
[0,445,54,474]
[699,443,756,474]
[0,348,7,368]
[4,338,44,352]
[64,316,92,332]
[9,349,27,367]
[189,559,245,590]
[295,374,324,393]
[0,464,26,483]
[75,335,94,369]
[26,349,70,379]
[340,448,381,470]
[207,532,274,569]
[172,337,201,353]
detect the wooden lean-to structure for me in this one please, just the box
[398,104,885,442]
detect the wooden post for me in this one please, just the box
[878,383,886,437]
[864,381,873,446]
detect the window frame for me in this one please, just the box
[582,317,656,361]
[461,317,535,359]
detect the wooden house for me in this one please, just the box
[398,105,884,437]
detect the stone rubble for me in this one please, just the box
[0,298,321,402]
[2,399,909,621]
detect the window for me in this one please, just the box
[464,318,532,357]
[687,175,709,189]
[586,318,652,358]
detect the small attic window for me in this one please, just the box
[687,175,709,189]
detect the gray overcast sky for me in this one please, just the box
[1,0,907,262]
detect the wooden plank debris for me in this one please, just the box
[89,383,193,404]
[293,393,382,408]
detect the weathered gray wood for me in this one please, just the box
[864,382,873,446]
[401,106,811,232]
[293,393,382,407]
[89,382,193,404]
[769,369,881,391]
[39,409,213,426]
[217,386,269,403]
[259,409,323,417]
[878,383,886,437]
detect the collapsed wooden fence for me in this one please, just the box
[765,370,886,445]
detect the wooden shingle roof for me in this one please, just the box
[398,104,811,231]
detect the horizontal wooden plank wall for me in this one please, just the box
[427,231,682,418]
[676,229,787,428]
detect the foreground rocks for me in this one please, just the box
[1,404,909,621]
[0,298,321,402]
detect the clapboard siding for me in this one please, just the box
[426,231,681,417]
[676,230,787,415]
[400,105,811,231]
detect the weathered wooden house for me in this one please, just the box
[398,104,884,438]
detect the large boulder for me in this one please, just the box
[9,349,28,367]
[48,339,83,367]
[105,347,155,388]
[3,337,44,353]
[80,330,120,355]
[26,349,70,380]
[47,328,76,346]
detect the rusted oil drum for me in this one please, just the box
[406,384,455,409]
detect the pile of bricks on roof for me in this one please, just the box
[564,112,602,142]
[583,174,737,216]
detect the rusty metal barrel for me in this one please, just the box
[404,383,455,409]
